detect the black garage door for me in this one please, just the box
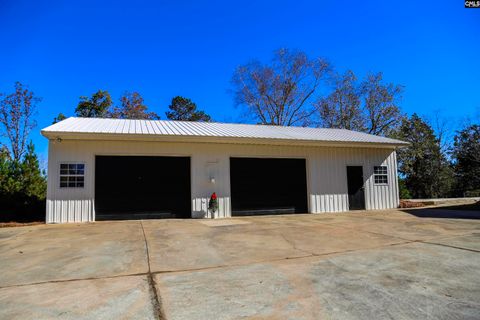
[230,158,308,216]
[95,156,191,220]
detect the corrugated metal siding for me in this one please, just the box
[42,117,408,146]
[46,139,400,223]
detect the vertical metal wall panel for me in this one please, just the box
[46,139,400,223]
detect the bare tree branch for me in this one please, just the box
[0,82,39,161]
[231,49,331,126]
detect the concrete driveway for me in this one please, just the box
[0,209,479,320]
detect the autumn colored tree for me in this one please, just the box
[108,92,160,120]
[0,82,40,161]
[232,48,331,126]
[75,90,112,118]
[166,96,211,121]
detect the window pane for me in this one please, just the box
[374,174,388,184]
[374,166,386,174]
[60,163,85,188]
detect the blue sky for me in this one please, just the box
[0,0,479,164]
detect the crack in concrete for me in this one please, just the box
[279,233,316,256]
[421,241,480,253]
[140,220,166,320]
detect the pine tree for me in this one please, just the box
[166,96,211,121]
[20,142,46,200]
[452,124,480,196]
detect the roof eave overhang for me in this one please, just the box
[41,131,409,149]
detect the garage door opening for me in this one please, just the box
[95,156,191,220]
[230,157,308,216]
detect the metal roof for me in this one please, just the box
[41,117,408,147]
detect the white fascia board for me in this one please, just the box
[41,130,407,149]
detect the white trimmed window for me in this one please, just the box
[60,163,85,188]
[374,166,388,184]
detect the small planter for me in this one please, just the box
[208,192,218,219]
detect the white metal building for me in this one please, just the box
[41,117,408,223]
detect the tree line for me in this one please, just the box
[1,48,479,221]
[231,49,479,199]
[53,92,211,123]
[0,82,45,221]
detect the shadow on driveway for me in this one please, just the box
[402,201,480,219]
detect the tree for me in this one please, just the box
[451,124,480,196]
[316,70,365,131]
[317,72,403,136]
[394,114,453,198]
[0,142,46,222]
[0,82,39,161]
[108,92,160,120]
[398,177,412,199]
[19,142,47,200]
[360,73,404,136]
[0,147,19,195]
[165,96,211,121]
[429,109,452,155]
[53,113,67,124]
[75,90,112,118]
[232,48,330,126]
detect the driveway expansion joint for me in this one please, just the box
[421,241,480,253]
[148,238,419,276]
[140,220,166,320]
[0,272,149,290]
